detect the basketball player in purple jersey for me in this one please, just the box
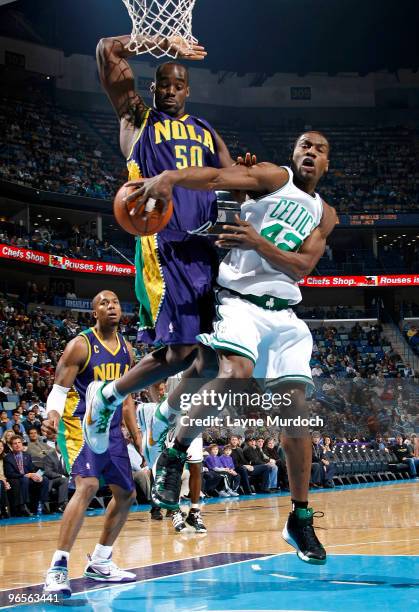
[95,35,250,459]
[42,291,139,598]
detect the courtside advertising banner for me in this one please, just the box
[1,244,418,286]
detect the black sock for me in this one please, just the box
[291,499,308,512]
[173,438,188,453]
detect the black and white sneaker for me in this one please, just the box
[282,507,326,565]
[151,447,187,510]
[186,509,207,533]
[171,509,188,532]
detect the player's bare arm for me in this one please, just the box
[121,341,142,454]
[219,202,337,281]
[41,336,88,438]
[124,162,289,210]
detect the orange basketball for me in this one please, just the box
[113,181,173,236]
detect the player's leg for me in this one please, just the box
[44,476,100,597]
[84,483,137,582]
[185,436,207,532]
[265,311,326,564]
[152,351,254,509]
[139,345,218,469]
[83,345,198,454]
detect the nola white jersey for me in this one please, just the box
[217,166,324,304]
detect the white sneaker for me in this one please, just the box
[83,382,118,454]
[171,509,188,532]
[83,554,136,583]
[227,489,239,497]
[137,402,169,469]
[44,567,71,598]
[218,490,230,497]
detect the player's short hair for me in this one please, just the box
[293,131,330,153]
[155,62,189,83]
[92,290,117,310]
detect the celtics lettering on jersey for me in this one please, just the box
[218,166,323,305]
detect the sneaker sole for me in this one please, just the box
[83,571,136,583]
[43,588,71,599]
[82,382,109,455]
[137,404,153,466]
[281,525,327,565]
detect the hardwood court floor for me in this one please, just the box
[0,481,418,592]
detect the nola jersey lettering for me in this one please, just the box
[218,166,324,304]
[127,108,220,233]
[63,328,130,433]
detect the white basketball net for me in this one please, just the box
[122,0,197,58]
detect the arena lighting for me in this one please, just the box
[56,217,61,220]
[45,218,50,222]
[37,214,42,218]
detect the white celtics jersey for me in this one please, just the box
[217,166,323,304]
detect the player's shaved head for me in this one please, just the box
[92,290,118,310]
[155,61,189,83]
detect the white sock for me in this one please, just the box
[92,543,113,561]
[102,381,126,405]
[191,503,200,511]
[51,550,69,568]
[158,398,181,424]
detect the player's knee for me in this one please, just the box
[218,355,254,379]
[194,347,218,378]
[76,479,99,501]
[166,345,197,367]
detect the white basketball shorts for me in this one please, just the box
[197,288,314,392]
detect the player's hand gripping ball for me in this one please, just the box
[113,180,173,236]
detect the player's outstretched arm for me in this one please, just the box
[124,163,288,211]
[41,336,88,439]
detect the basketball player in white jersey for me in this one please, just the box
[118,131,337,565]
[139,375,207,532]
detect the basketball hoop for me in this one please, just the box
[122,0,197,58]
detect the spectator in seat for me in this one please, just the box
[218,445,241,493]
[391,433,419,478]
[26,428,53,469]
[1,430,14,454]
[0,439,11,517]
[204,444,238,497]
[6,411,26,437]
[23,410,42,435]
[263,437,286,490]
[43,442,69,512]
[0,410,9,436]
[0,378,13,396]
[311,432,335,488]
[370,433,389,452]
[256,437,279,491]
[3,435,50,516]
[243,437,276,493]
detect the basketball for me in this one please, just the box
[113,181,173,236]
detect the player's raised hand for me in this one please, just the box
[235,152,257,167]
[232,152,257,203]
[215,214,261,250]
[41,410,61,439]
[168,36,207,61]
